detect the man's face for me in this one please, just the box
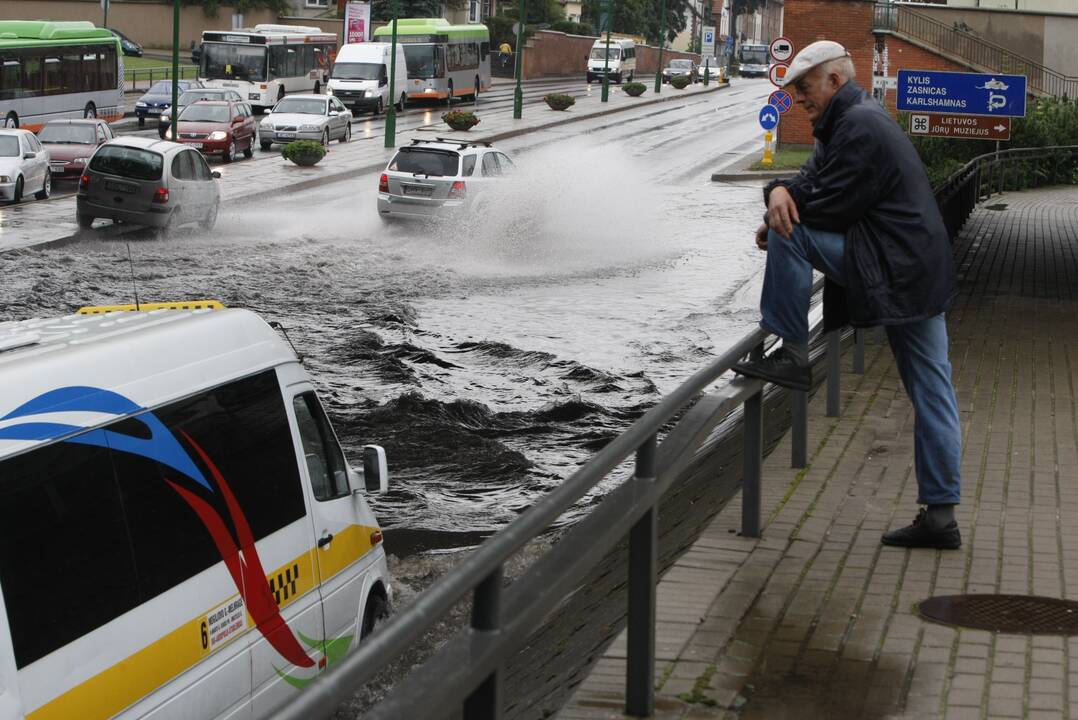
[791,66,842,125]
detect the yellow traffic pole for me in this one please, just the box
[762,130,773,167]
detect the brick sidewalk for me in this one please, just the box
[557,185,1078,720]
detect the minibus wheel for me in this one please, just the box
[361,593,388,639]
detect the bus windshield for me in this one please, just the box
[201,43,267,82]
[739,47,768,65]
[590,47,621,61]
[332,62,382,81]
[403,45,445,79]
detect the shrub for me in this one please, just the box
[549,19,594,36]
[670,75,691,89]
[442,110,480,131]
[280,139,326,166]
[544,93,576,111]
[623,82,646,97]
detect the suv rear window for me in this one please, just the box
[390,148,459,177]
[89,145,164,181]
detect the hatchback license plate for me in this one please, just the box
[105,180,135,194]
[189,142,203,149]
[50,163,66,173]
[403,185,433,197]
[277,132,296,139]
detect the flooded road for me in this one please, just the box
[0,79,777,551]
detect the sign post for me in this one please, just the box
[702,25,715,86]
[768,36,793,63]
[758,104,779,167]
[909,113,1011,141]
[344,2,371,44]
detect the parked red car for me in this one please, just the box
[37,119,114,181]
[173,100,256,163]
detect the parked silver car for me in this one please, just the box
[258,94,352,150]
[76,136,220,231]
[377,138,515,221]
[0,129,51,203]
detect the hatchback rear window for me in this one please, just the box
[390,148,459,177]
[89,145,164,181]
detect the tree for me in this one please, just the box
[178,0,289,17]
[581,0,691,44]
[729,0,765,42]
[371,0,465,21]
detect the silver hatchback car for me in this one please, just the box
[377,138,515,221]
[76,136,221,231]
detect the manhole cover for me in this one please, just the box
[919,594,1078,634]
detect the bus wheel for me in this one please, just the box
[3,112,17,129]
[375,97,383,115]
[277,86,285,103]
[84,102,97,119]
[473,77,480,103]
[446,81,453,107]
[313,81,320,95]
[398,93,406,112]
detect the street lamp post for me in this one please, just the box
[513,0,526,119]
[170,0,179,141]
[384,3,400,148]
[103,0,109,29]
[600,3,611,103]
[653,0,665,94]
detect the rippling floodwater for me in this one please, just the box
[0,92,774,554]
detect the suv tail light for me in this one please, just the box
[448,180,466,199]
[378,173,388,193]
[78,174,89,191]
[152,187,169,204]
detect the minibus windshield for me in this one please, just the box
[590,47,621,61]
[332,62,382,81]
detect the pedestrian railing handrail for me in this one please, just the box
[873,3,1078,99]
[276,274,851,720]
[935,145,1078,239]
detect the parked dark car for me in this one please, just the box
[107,27,143,57]
[158,88,244,139]
[37,119,114,181]
[135,80,203,127]
[173,100,257,163]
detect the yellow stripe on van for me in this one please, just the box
[76,300,226,315]
[27,526,378,720]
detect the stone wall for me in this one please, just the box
[521,29,699,79]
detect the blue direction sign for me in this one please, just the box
[897,70,1027,118]
[758,104,779,131]
[768,89,792,114]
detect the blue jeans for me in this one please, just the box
[760,225,962,506]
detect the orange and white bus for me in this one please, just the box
[0,20,123,131]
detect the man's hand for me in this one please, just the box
[767,185,800,239]
[755,223,769,251]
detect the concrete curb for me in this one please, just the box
[711,169,795,182]
[25,82,732,253]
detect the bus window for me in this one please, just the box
[0,58,19,100]
[23,54,42,97]
[82,51,101,92]
[62,52,83,93]
[100,44,117,90]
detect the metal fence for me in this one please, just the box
[935,145,1078,239]
[873,3,1078,99]
[275,273,872,720]
[124,65,199,93]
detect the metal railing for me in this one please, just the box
[935,145,1078,239]
[123,65,199,93]
[873,3,1078,99]
[276,274,870,720]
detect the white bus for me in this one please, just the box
[0,20,123,131]
[199,24,337,111]
[372,19,490,103]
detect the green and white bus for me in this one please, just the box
[0,20,123,130]
[373,19,490,102]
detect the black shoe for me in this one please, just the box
[881,508,962,549]
[732,347,812,391]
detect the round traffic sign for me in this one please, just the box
[768,89,793,114]
[769,37,794,63]
[512,21,522,36]
[768,62,789,87]
[758,104,779,131]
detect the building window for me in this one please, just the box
[469,0,480,23]
[305,0,329,7]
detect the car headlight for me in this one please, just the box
[366,89,378,97]
[208,131,228,140]
[327,87,334,95]
[136,101,147,107]
[74,157,90,164]
[299,124,319,131]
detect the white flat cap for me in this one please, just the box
[781,40,850,87]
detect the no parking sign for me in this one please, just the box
[768,89,792,114]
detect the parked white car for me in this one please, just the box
[0,129,51,204]
[258,94,353,150]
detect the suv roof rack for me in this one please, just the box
[409,136,492,149]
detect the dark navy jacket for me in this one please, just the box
[765,81,957,330]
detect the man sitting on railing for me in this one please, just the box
[731,40,964,551]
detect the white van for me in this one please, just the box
[586,37,636,84]
[0,302,392,720]
[328,42,409,114]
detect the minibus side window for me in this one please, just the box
[293,393,350,501]
[0,442,139,669]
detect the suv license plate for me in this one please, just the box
[403,185,433,197]
[105,180,135,194]
[277,132,296,139]
[50,163,66,173]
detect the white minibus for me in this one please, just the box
[328,42,408,114]
[586,37,636,84]
[0,301,391,719]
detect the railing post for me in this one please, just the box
[741,386,763,537]
[463,567,503,720]
[853,328,865,374]
[626,435,657,718]
[826,330,841,417]
[791,387,807,469]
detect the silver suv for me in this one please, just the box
[76,137,221,232]
[377,138,515,221]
